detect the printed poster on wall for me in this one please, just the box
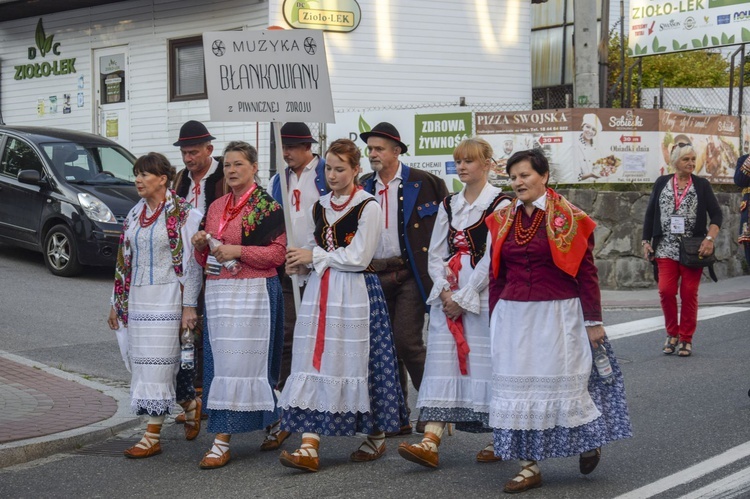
[629,0,750,57]
[327,107,469,190]
[475,109,574,186]
[572,108,661,183]
[659,110,740,183]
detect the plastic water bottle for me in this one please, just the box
[594,344,614,384]
[180,328,195,370]
[205,234,241,275]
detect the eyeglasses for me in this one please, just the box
[675,142,692,148]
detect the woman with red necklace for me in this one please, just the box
[191,141,286,469]
[278,138,408,473]
[107,152,204,459]
[486,149,632,493]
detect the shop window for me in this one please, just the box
[169,36,207,102]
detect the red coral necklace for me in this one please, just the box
[139,200,166,228]
[513,207,545,246]
[330,185,358,212]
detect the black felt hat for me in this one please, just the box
[359,122,408,154]
[173,120,216,147]
[280,122,318,145]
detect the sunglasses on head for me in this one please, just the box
[675,142,692,148]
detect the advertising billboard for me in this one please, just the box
[629,0,750,57]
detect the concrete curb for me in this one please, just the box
[0,351,140,469]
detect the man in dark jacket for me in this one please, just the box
[172,120,225,424]
[360,122,448,434]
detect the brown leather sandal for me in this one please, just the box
[503,462,542,493]
[678,341,692,357]
[397,431,440,468]
[663,336,678,355]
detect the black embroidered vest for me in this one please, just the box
[444,193,510,268]
[313,198,375,251]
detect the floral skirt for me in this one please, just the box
[492,338,633,461]
[280,273,409,436]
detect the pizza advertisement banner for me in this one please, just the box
[571,108,662,184]
[475,109,574,186]
[328,107,740,189]
[658,110,740,183]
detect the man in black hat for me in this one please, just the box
[263,122,328,451]
[360,122,448,435]
[172,120,225,425]
[173,120,226,212]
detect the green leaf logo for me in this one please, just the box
[35,19,54,57]
[452,178,463,193]
[358,115,371,135]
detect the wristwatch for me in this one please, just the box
[705,236,714,242]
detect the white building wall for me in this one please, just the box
[268,0,532,108]
[1,0,533,176]
[0,0,271,175]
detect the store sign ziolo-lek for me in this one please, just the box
[628,0,750,57]
[282,0,361,32]
[14,19,76,80]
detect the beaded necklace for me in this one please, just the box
[513,207,545,246]
[329,185,357,212]
[139,200,166,228]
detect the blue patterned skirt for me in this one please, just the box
[204,276,283,434]
[492,338,633,461]
[280,273,409,436]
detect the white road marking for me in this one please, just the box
[607,306,749,340]
[678,467,750,499]
[614,441,750,499]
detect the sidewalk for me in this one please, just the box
[1,275,748,469]
[0,351,138,468]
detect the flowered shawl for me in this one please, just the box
[113,189,195,326]
[199,185,285,248]
[486,187,597,278]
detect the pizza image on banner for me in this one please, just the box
[571,109,660,184]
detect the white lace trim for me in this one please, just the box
[207,376,275,412]
[451,285,481,315]
[426,277,450,305]
[278,372,371,414]
[489,373,600,431]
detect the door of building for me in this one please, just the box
[93,46,130,149]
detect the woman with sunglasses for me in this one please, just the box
[642,141,722,357]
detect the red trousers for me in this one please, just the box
[656,258,703,342]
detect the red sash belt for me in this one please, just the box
[446,235,470,375]
[312,268,330,371]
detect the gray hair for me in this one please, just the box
[670,142,696,167]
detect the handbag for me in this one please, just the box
[679,236,718,281]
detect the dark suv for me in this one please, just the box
[0,126,139,276]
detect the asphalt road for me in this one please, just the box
[2,243,750,498]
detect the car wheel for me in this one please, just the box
[44,224,83,277]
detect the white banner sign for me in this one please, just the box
[629,0,750,57]
[203,29,334,122]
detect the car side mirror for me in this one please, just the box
[17,169,42,185]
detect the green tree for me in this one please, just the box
[607,31,730,107]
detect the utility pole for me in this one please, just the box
[573,0,600,108]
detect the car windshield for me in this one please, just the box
[40,142,136,184]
